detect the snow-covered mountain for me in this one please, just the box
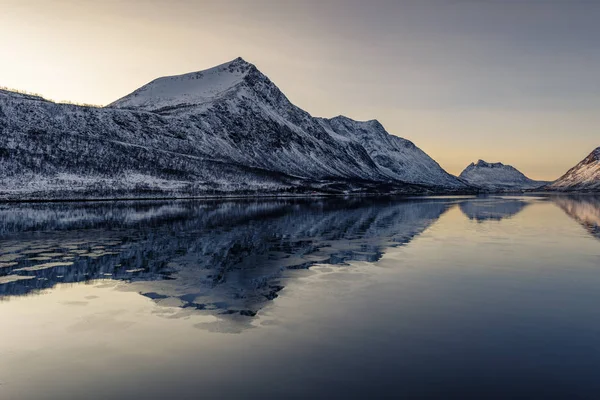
[109,58,254,112]
[546,147,600,192]
[459,160,547,191]
[0,57,467,200]
[318,116,462,188]
[111,58,465,188]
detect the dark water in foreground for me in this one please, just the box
[1,195,599,399]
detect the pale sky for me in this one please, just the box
[1,0,598,180]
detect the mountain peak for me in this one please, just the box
[108,57,258,111]
[575,147,600,167]
[230,56,249,65]
[223,56,256,71]
[329,115,384,128]
[474,160,505,168]
[460,159,544,190]
[548,146,600,191]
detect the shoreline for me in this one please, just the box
[0,189,597,205]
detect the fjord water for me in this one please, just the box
[1,196,599,399]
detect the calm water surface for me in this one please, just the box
[0,195,599,399]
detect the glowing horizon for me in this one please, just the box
[1,0,598,180]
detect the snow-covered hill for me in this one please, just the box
[319,116,462,188]
[546,148,600,192]
[0,57,467,200]
[459,160,547,191]
[111,57,465,188]
[109,58,254,112]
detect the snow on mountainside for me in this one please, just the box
[110,57,465,188]
[0,57,467,200]
[546,147,600,192]
[459,160,547,190]
[109,58,252,112]
[319,116,462,188]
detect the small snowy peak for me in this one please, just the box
[472,160,508,169]
[460,160,546,190]
[330,115,381,126]
[324,116,387,140]
[548,147,600,191]
[320,115,465,188]
[108,57,255,111]
[585,147,600,163]
[465,160,520,175]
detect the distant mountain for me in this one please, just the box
[546,147,600,192]
[459,160,547,191]
[0,57,468,200]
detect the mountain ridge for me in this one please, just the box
[459,159,547,190]
[0,57,468,200]
[546,147,600,191]
[109,57,465,188]
[109,57,257,112]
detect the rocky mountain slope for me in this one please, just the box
[111,58,465,187]
[459,160,547,190]
[0,57,468,200]
[546,147,600,192]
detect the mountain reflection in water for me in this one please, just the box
[552,195,600,240]
[1,195,598,320]
[459,198,529,222]
[0,199,450,313]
